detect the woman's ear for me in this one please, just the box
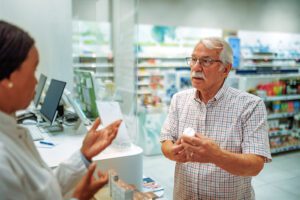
[0,78,14,89]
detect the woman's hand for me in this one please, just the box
[81,118,122,161]
[73,163,108,200]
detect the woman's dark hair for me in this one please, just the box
[0,20,34,81]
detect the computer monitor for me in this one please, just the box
[40,79,66,125]
[73,69,99,119]
[33,73,47,108]
[62,89,92,126]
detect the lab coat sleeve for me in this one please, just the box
[53,150,87,196]
[0,151,26,200]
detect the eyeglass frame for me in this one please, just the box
[186,57,223,67]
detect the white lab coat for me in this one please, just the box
[0,111,87,200]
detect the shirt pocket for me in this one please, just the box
[209,116,243,153]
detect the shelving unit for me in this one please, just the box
[268,112,298,120]
[236,30,300,154]
[73,55,114,82]
[237,72,300,154]
[72,20,114,86]
[271,144,300,154]
[136,56,190,102]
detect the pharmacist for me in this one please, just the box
[0,20,121,200]
[161,37,272,200]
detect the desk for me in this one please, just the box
[27,124,143,190]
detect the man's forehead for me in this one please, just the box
[193,45,221,56]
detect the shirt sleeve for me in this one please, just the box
[53,150,87,195]
[80,152,92,168]
[160,93,179,142]
[241,99,272,162]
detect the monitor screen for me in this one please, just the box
[33,73,47,108]
[63,88,91,125]
[40,79,66,124]
[73,69,98,119]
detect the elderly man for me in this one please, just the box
[160,37,271,200]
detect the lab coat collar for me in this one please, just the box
[0,110,25,140]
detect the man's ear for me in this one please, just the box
[224,63,232,74]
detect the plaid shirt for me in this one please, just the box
[161,84,272,200]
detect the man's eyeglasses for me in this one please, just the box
[186,57,222,67]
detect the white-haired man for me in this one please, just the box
[160,37,271,200]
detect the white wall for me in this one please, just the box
[137,0,300,33]
[72,0,110,22]
[0,0,73,90]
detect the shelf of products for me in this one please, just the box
[136,56,190,103]
[73,63,114,68]
[270,144,300,154]
[238,30,300,70]
[72,20,114,84]
[241,75,300,154]
[268,112,298,120]
[269,126,300,154]
[73,55,114,83]
[242,54,300,68]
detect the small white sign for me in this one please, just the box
[96,101,131,147]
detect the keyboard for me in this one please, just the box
[21,125,44,141]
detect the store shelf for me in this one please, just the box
[73,54,112,58]
[137,73,164,77]
[263,95,300,102]
[269,129,294,137]
[73,63,114,68]
[271,144,300,154]
[137,82,150,86]
[267,112,298,120]
[242,64,300,68]
[94,73,114,78]
[138,63,189,68]
[239,73,300,79]
[243,56,300,60]
[137,90,152,95]
[138,55,187,59]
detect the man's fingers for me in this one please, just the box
[175,138,181,145]
[182,142,198,153]
[181,135,203,146]
[172,144,184,154]
[195,133,206,139]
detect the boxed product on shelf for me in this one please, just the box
[142,176,164,193]
[269,135,300,149]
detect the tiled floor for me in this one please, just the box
[143,151,300,200]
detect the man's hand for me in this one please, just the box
[81,118,122,161]
[181,133,265,176]
[161,140,188,163]
[73,163,108,200]
[180,133,222,163]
